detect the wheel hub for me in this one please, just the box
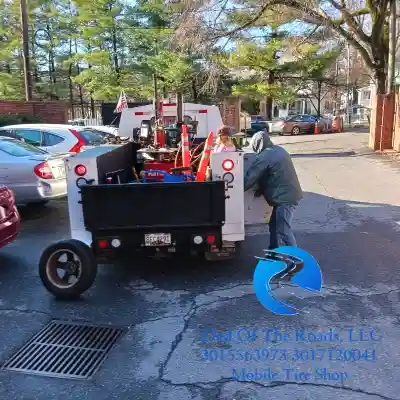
[65,261,78,275]
[45,249,82,289]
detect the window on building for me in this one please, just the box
[362,91,371,100]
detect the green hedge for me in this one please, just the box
[0,113,41,127]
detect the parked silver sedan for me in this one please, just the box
[0,137,67,205]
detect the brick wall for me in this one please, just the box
[0,100,68,124]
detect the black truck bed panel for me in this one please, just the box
[80,181,226,231]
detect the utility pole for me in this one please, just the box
[386,0,397,94]
[20,0,33,101]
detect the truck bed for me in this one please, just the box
[80,181,226,231]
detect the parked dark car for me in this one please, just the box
[243,121,269,136]
[271,114,332,135]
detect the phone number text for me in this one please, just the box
[200,348,377,362]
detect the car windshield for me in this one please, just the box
[0,138,48,157]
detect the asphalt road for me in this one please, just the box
[1,130,400,400]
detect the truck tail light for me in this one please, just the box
[69,129,86,153]
[206,235,216,244]
[97,239,109,249]
[75,164,87,176]
[34,162,54,179]
[97,238,121,249]
[222,159,234,171]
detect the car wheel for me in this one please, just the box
[39,239,97,300]
[291,126,300,135]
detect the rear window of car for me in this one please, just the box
[78,129,106,144]
[0,139,48,157]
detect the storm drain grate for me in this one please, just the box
[2,320,124,379]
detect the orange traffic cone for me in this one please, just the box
[314,122,320,134]
[196,132,214,182]
[181,124,191,173]
[332,117,339,133]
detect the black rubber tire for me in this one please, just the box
[39,239,97,300]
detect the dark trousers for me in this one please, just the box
[268,203,298,249]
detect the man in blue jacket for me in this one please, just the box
[244,131,303,249]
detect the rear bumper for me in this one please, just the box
[271,125,287,133]
[13,180,67,204]
[0,208,20,249]
[37,179,67,199]
[91,227,223,258]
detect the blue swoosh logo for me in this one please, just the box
[253,246,322,315]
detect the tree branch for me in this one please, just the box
[211,2,272,40]
[326,0,371,44]
[217,0,376,69]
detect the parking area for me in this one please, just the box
[1,131,400,399]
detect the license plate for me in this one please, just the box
[144,233,171,246]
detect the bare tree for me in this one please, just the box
[176,0,392,94]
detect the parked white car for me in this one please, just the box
[0,124,106,154]
[0,137,67,205]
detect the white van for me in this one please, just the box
[118,103,223,139]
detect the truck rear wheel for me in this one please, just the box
[39,239,97,300]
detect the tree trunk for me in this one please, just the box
[30,35,39,82]
[375,68,387,95]
[266,71,274,120]
[68,39,74,119]
[191,78,198,102]
[90,97,95,118]
[317,81,322,116]
[110,3,120,80]
[74,39,85,116]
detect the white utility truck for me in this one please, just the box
[38,143,271,300]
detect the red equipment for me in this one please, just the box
[154,128,166,148]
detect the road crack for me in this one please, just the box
[158,299,198,379]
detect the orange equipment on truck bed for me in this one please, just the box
[196,131,214,182]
